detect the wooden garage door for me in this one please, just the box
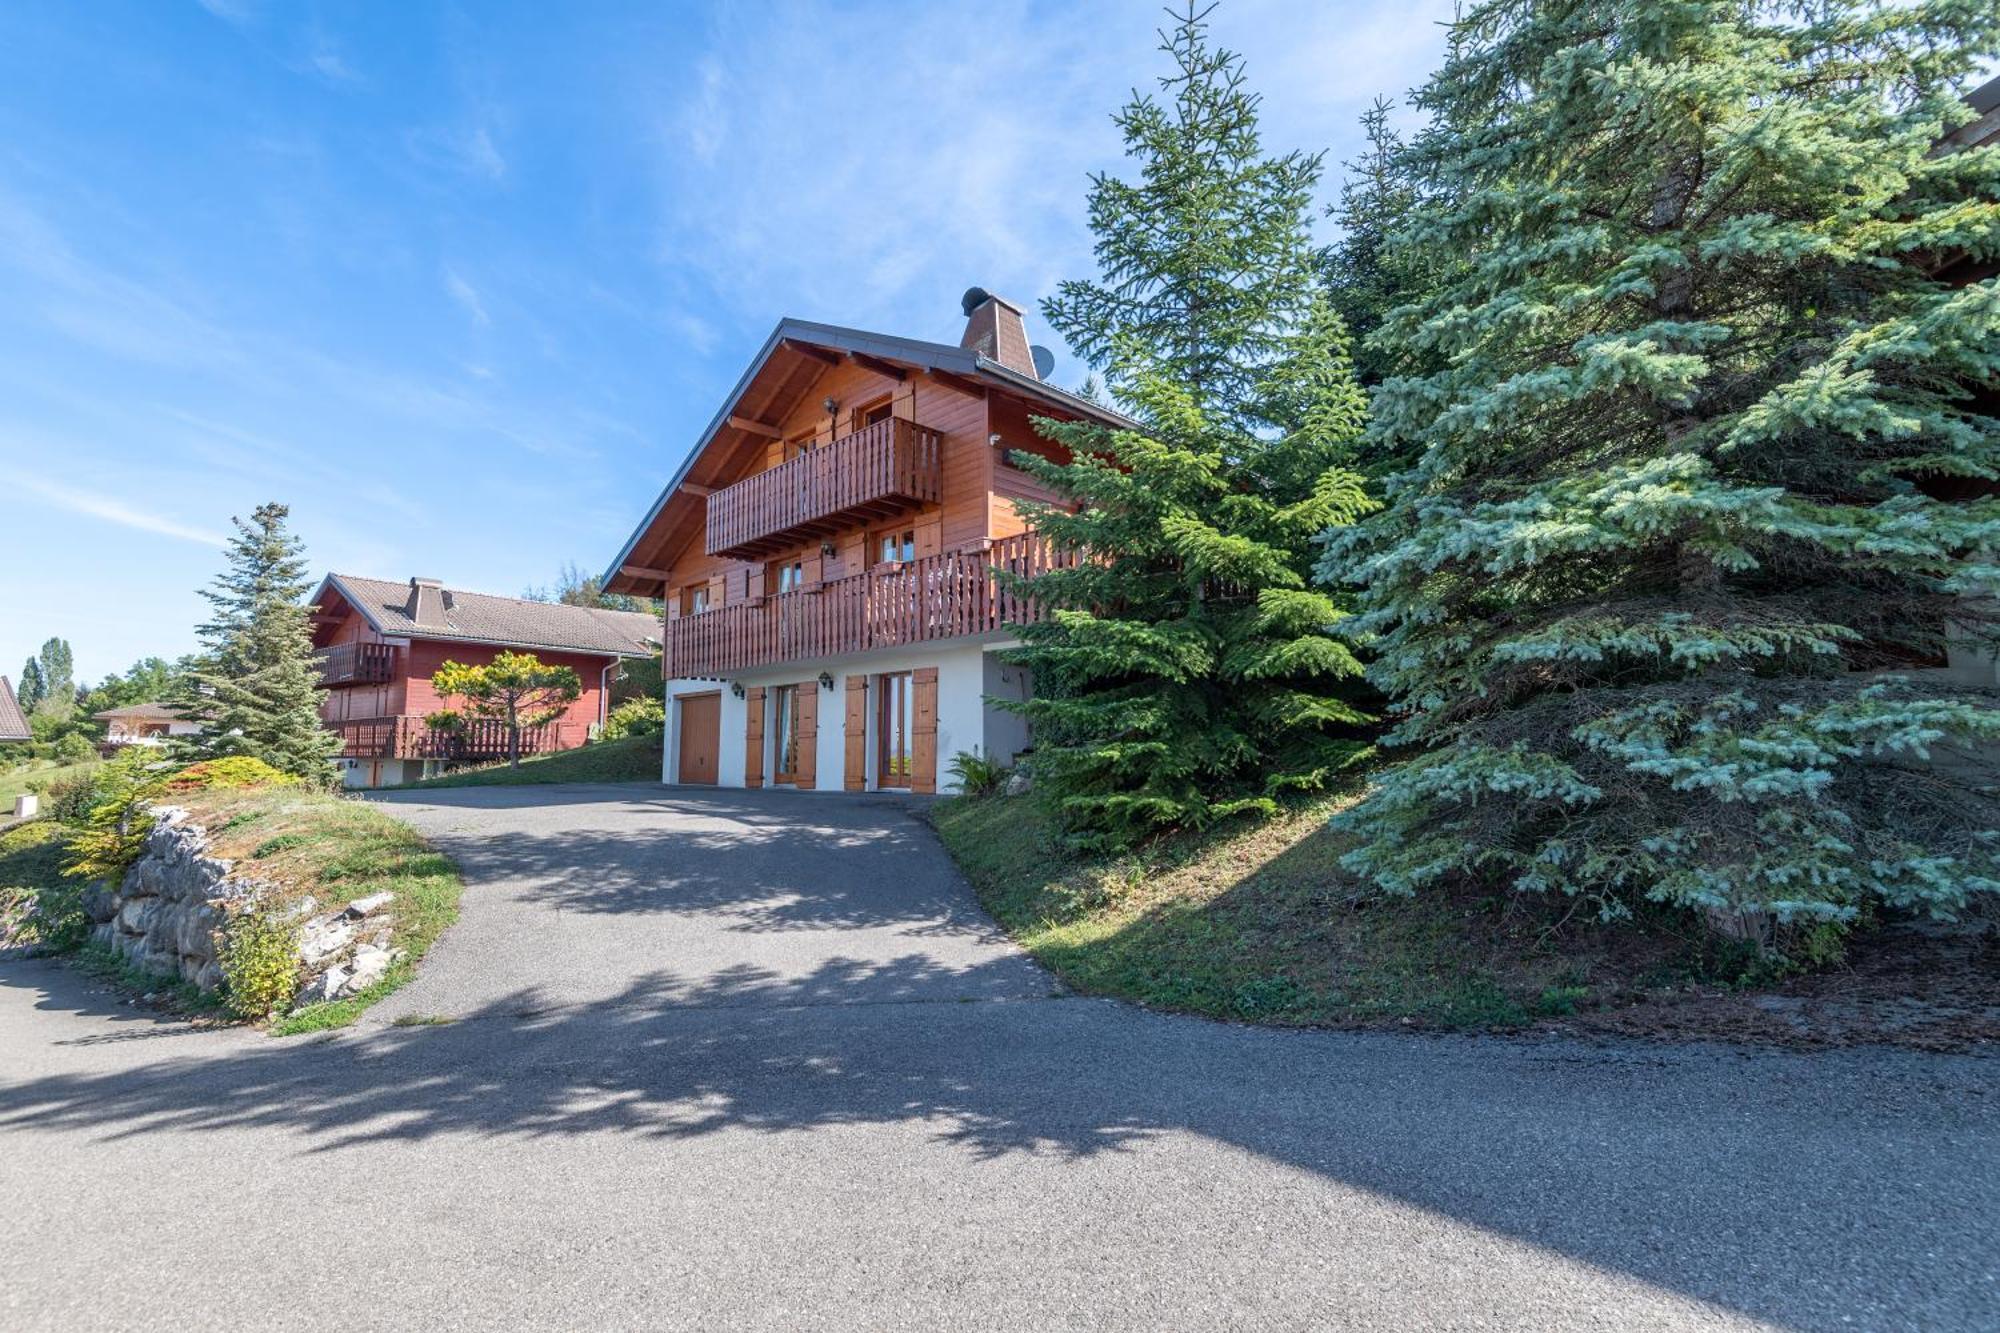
[678,692,720,785]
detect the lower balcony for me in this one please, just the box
[328,715,563,762]
[667,531,1073,677]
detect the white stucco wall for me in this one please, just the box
[663,641,1010,794]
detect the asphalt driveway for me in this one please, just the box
[1,784,1995,1331]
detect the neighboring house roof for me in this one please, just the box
[0,676,29,742]
[314,574,660,658]
[602,316,1137,595]
[93,701,189,723]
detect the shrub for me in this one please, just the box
[219,909,299,1020]
[53,731,96,763]
[602,696,664,741]
[158,756,299,794]
[62,750,171,882]
[33,765,108,826]
[947,748,1008,797]
[26,879,91,954]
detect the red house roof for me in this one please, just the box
[312,574,659,658]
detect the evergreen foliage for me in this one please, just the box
[1007,2,1375,849]
[428,651,582,768]
[32,638,74,717]
[17,658,45,715]
[180,503,341,786]
[1317,0,2000,925]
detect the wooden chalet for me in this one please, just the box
[309,574,660,788]
[604,289,1131,793]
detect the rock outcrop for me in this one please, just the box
[83,806,400,1005]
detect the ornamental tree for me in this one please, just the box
[429,652,582,768]
[1006,2,1375,849]
[1317,0,2000,929]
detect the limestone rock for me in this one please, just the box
[343,891,394,920]
[1004,767,1034,797]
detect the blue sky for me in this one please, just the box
[0,0,1457,684]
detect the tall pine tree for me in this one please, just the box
[17,658,45,716]
[1007,2,1374,849]
[182,502,340,785]
[1318,0,2000,928]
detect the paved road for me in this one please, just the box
[1,785,1995,1331]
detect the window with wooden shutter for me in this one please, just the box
[795,685,818,789]
[844,675,867,791]
[911,667,938,795]
[744,687,765,788]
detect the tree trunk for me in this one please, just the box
[507,697,520,768]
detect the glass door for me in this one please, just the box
[773,685,800,785]
[877,671,912,788]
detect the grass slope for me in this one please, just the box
[0,758,101,811]
[932,790,1791,1032]
[383,733,661,790]
[168,786,464,1033]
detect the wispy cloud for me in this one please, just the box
[17,475,225,547]
[406,123,507,182]
[194,0,256,25]
[443,267,490,325]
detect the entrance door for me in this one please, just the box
[878,671,913,788]
[773,684,801,785]
[678,692,720,785]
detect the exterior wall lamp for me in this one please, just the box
[818,672,834,691]
[730,682,745,699]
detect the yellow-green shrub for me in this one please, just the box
[220,909,299,1020]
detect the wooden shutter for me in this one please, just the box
[795,685,818,789]
[743,687,764,788]
[844,675,868,791]
[914,518,942,560]
[911,667,938,795]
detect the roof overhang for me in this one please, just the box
[601,317,1134,597]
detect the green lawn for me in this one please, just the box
[931,790,1730,1032]
[0,758,101,812]
[382,732,662,790]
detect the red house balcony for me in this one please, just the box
[314,642,398,688]
[329,715,562,762]
[704,417,943,559]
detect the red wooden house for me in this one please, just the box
[309,574,660,787]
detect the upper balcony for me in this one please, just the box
[705,417,942,559]
[314,641,397,688]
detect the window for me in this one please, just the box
[874,528,915,565]
[782,432,815,463]
[769,559,805,596]
[681,585,710,615]
[853,398,893,431]
[773,684,800,785]
[878,672,913,787]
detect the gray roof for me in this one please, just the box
[93,701,188,722]
[0,675,28,742]
[602,316,1136,590]
[316,575,660,658]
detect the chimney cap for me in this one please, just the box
[410,576,444,588]
[960,286,990,317]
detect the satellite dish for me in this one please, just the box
[960,286,992,317]
[1030,345,1056,380]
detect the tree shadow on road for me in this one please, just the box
[2,953,1995,1329]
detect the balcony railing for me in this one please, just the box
[314,642,397,688]
[329,715,563,762]
[705,417,943,558]
[668,531,1074,677]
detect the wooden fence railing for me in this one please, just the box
[313,641,397,687]
[705,417,943,557]
[668,531,1074,677]
[329,715,562,761]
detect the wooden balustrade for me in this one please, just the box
[329,715,562,761]
[668,531,1073,677]
[313,641,397,687]
[705,417,943,558]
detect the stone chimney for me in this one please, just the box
[406,577,447,627]
[959,286,1039,378]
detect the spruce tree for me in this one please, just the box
[1008,2,1375,848]
[182,502,340,785]
[1318,0,2000,928]
[33,637,75,718]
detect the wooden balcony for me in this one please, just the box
[330,715,562,762]
[668,531,1073,677]
[314,642,397,688]
[705,417,943,559]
